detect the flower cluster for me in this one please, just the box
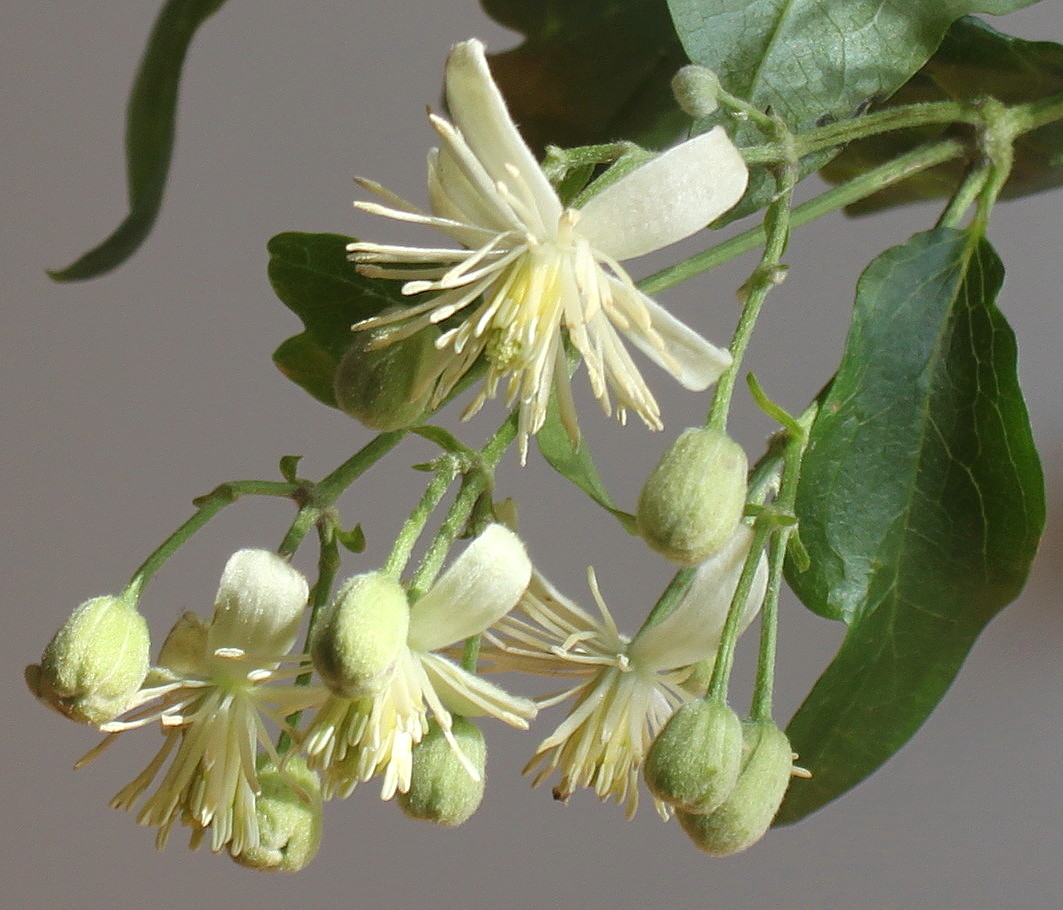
[346,38,748,459]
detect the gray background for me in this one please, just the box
[3,2,1060,908]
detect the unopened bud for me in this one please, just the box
[677,720,793,855]
[310,572,409,698]
[230,754,322,873]
[398,717,486,827]
[672,65,721,119]
[26,595,150,726]
[644,700,743,814]
[637,427,748,565]
[334,320,444,431]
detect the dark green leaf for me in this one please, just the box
[49,0,227,281]
[536,397,638,534]
[823,17,1063,212]
[667,0,1040,218]
[778,228,1044,824]
[480,0,689,154]
[268,232,407,408]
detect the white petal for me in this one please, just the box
[627,524,766,671]
[207,550,308,659]
[419,652,536,726]
[613,282,732,390]
[407,524,532,652]
[577,127,748,261]
[443,40,562,229]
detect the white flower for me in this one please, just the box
[302,524,537,799]
[479,525,767,818]
[347,38,748,460]
[78,550,319,854]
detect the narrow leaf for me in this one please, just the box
[49,0,227,281]
[536,398,638,535]
[778,228,1044,824]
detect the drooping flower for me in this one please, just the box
[78,550,320,855]
[301,523,537,799]
[347,38,749,460]
[479,525,767,818]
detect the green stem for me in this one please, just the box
[407,412,517,600]
[749,419,809,722]
[640,139,966,297]
[124,479,298,601]
[276,429,407,557]
[707,118,797,432]
[277,521,342,754]
[381,459,460,579]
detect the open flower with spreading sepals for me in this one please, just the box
[77,549,320,855]
[301,524,537,800]
[347,38,749,460]
[478,525,767,818]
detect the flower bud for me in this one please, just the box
[677,720,793,855]
[637,427,747,565]
[398,717,486,827]
[672,65,721,119]
[334,320,444,431]
[230,754,322,873]
[644,700,743,814]
[310,572,409,698]
[25,595,150,726]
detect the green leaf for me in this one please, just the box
[536,398,638,535]
[667,0,1040,217]
[823,17,1063,212]
[480,0,689,154]
[337,524,366,554]
[49,0,227,281]
[268,232,407,408]
[777,228,1044,824]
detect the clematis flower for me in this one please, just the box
[77,550,320,855]
[301,524,537,800]
[479,525,767,818]
[347,38,749,460]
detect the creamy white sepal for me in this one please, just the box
[578,127,749,261]
[408,524,531,652]
[628,524,766,671]
[207,549,308,662]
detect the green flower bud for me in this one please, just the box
[677,720,793,855]
[25,595,150,726]
[333,320,445,431]
[672,65,721,119]
[398,717,486,827]
[310,572,409,698]
[230,754,322,873]
[644,700,743,814]
[637,427,748,565]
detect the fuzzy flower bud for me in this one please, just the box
[230,754,323,873]
[637,427,748,565]
[672,65,722,119]
[333,319,444,431]
[677,720,794,855]
[398,717,487,827]
[310,572,409,698]
[644,700,743,814]
[26,595,150,726]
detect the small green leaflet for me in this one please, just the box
[777,227,1044,824]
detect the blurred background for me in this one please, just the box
[2,2,1060,908]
